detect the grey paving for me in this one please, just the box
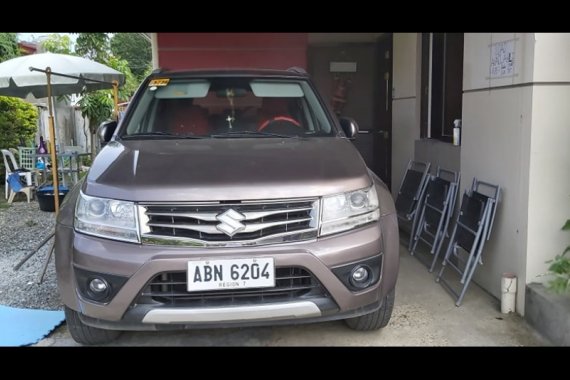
[36,244,549,346]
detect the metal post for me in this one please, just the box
[112,80,119,121]
[46,67,60,214]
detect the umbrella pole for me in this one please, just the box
[112,80,119,120]
[46,67,61,214]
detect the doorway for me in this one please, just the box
[308,34,393,188]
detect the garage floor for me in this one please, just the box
[36,244,549,346]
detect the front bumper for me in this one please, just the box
[55,214,399,329]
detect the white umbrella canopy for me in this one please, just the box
[0,52,125,213]
[0,52,125,98]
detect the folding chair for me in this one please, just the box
[395,160,431,250]
[410,167,460,272]
[436,178,500,306]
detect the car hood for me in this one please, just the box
[84,137,371,202]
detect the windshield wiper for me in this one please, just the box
[210,131,299,139]
[122,132,205,139]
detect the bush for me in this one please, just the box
[546,219,570,294]
[0,96,38,174]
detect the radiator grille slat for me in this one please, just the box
[140,199,318,246]
[136,267,327,307]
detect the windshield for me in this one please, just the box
[121,77,335,139]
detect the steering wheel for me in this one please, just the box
[258,115,301,131]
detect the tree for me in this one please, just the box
[74,33,138,159]
[0,96,38,175]
[0,33,19,62]
[75,33,109,62]
[110,33,151,81]
[77,91,113,159]
[39,34,72,54]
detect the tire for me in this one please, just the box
[344,288,396,331]
[65,306,121,345]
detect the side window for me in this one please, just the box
[420,33,464,142]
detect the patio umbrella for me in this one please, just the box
[0,52,125,213]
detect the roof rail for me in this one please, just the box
[287,66,308,75]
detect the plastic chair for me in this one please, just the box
[6,172,33,203]
[2,149,34,200]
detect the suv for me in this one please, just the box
[55,68,399,345]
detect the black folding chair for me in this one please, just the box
[435,178,500,306]
[410,167,460,272]
[395,160,431,250]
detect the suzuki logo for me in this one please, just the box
[216,209,246,237]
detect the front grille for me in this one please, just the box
[136,267,327,307]
[139,199,318,246]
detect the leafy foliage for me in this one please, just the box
[0,96,38,174]
[110,33,151,81]
[40,34,72,54]
[0,33,19,62]
[75,33,110,62]
[546,220,570,294]
[106,55,138,99]
[77,91,113,133]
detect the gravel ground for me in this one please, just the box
[0,194,62,310]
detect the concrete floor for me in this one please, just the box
[36,244,549,346]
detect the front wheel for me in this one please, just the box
[65,306,121,345]
[344,288,395,331]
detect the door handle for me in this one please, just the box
[358,130,371,134]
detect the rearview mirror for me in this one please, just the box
[98,120,117,147]
[339,117,359,140]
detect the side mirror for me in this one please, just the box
[339,117,359,140]
[98,120,117,147]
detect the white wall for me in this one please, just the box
[391,32,570,315]
[461,33,536,314]
[461,86,533,313]
[525,34,570,284]
[391,33,420,197]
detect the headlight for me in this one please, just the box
[320,185,380,236]
[75,192,139,243]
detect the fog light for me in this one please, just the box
[350,266,371,288]
[89,278,108,293]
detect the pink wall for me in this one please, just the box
[157,33,308,70]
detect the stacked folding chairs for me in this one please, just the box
[395,158,501,306]
[435,178,500,306]
[410,167,460,273]
[395,160,431,250]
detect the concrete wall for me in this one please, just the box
[391,33,421,197]
[525,33,570,285]
[461,33,535,314]
[461,33,570,314]
[461,85,533,313]
[414,139,461,174]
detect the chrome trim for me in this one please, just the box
[147,217,313,235]
[141,228,318,247]
[138,198,320,247]
[145,206,314,222]
[141,301,321,323]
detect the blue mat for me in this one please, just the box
[0,305,65,346]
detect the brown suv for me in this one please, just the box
[55,68,399,344]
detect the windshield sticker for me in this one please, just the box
[149,78,170,87]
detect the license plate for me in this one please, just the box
[187,258,275,292]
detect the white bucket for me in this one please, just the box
[501,273,517,314]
